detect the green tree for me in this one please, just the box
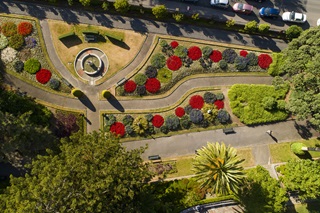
[152,5,167,19]
[114,0,130,13]
[244,20,258,32]
[238,166,288,213]
[193,142,245,195]
[285,25,303,40]
[268,52,285,76]
[79,0,91,6]
[0,131,153,212]
[258,23,270,33]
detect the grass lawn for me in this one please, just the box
[269,138,320,163]
[286,202,320,213]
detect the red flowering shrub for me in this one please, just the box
[17,22,33,36]
[240,50,248,57]
[166,55,182,71]
[258,54,273,69]
[214,100,224,109]
[36,69,52,84]
[188,46,202,60]
[110,122,125,137]
[210,50,222,62]
[152,115,164,128]
[175,107,185,117]
[189,95,204,109]
[170,41,179,48]
[145,78,161,93]
[124,80,137,93]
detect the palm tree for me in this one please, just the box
[193,142,245,195]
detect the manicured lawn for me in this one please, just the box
[286,202,320,213]
[269,138,320,163]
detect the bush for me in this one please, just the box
[290,143,306,155]
[104,114,116,126]
[1,22,17,37]
[122,114,134,126]
[222,48,237,63]
[152,5,167,19]
[258,23,270,33]
[36,69,52,84]
[24,58,41,74]
[157,68,172,83]
[170,40,179,48]
[152,115,164,128]
[49,78,60,90]
[262,97,276,110]
[134,73,147,86]
[71,88,84,98]
[145,113,153,122]
[180,115,191,129]
[216,93,224,100]
[218,59,228,70]
[124,80,137,93]
[160,39,168,47]
[160,125,169,134]
[277,100,286,110]
[24,36,37,48]
[17,22,33,36]
[132,116,148,135]
[268,53,285,76]
[239,50,248,57]
[166,55,182,71]
[234,56,248,70]
[165,115,180,131]
[110,122,126,137]
[200,120,209,128]
[13,60,24,72]
[226,19,235,28]
[286,25,303,40]
[8,34,24,50]
[136,85,146,96]
[244,20,258,32]
[125,125,134,136]
[189,109,204,124]
[214,100,224,109]
[189,95,204,109]
[202,103,218,122]
[184,105,193,114]
[175,107,185,117]
[174,46,188,58]
[204,92,216,103]
[210,50,222,62]
[0,34,8,50]
[258,54,273,69]
[114,0,130,13]
[173,13,184,22]
[151,53,166,68]
[246,52,258,66]
[217,110,230,123]
[191,13,200,20]
[145,65,157,78]
[145,78,161,93]
[202,46,213,59]
[102,90,111,99]
[188,46,202,61]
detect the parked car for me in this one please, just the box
[282,11,307,23]
[317,18,320,26]
[210,0,229,9]
[232,3,253,15]
[259,7,280,18]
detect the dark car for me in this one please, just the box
[259,7,280,18]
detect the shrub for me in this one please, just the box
[234,56,248,70]
[145,113,153,122]
[152,115,164,128]
[200,120,209,128]
[277,100,286,110]
[24,36,37,48]
[173,13,184,22]
[110,122,126,137]
[191,13,200,20]
[189,95,204,109]
[188,46,202,61]
[286,25,303,40]
[258,54,273,69]
[240,50,248,57]
[0,34,8,50]
[49,78,60,90]
[160,39,168,47]
[244,20,258,32]
[174,46,188,58]
[36,69,52,84]
[226,19,235,28]
[145,65,157,78]
[160,125,169,134]
[216,93,224,100]
[114,0,130,13]
[170,40,179,48]
[151,53,166,68]
[202,46,213,59]
[122,114,134,126]
[24,58,41,74]
[175,107,185,117]
[136,85,146,96]
[17,22,33,36]
[218,59,228,70]
[204,92,217,103]
[214,100,224,109]
[268,53,285,76]
[202,103,218,122]
[102,90,111,99]
[104,114,116,127]
[166,55,182,71]
[152,5,167,19]
[71,88,84,98]
[180,115,191,129]
[184,105,193,114]
[13,60,24,72]
[132,116,148,135]
[258,23,270,33]
[246,52,258,66]
[124,80,137,93]
[189,109,204,124]
[262,97,276,110]
[8,34,24,50]
[222,48,237,63]
[145,78,161,93]
[217,110,230,123]
[290,143,306,155]
[134,73,147,86]
[157,68,172,83]
[125,125,134,135]
[1,22,17,37]
[165,115,180,131]
[210,50,222,62]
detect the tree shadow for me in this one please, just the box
[297,151,312,160]
[59,35,82,48]
[107,94,124,112]
[294,121,313,139]
[57,8,80,24]
[0,1,9,13]
[14,2,25,11]
[130,18,148,33]
[163,22,183,37]
[107,37,130,50]
[94,13,113,28]
[79,95,96,112]
[25,4,47,19]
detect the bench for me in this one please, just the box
[223,128,235,134]
[116,78,127,86]
[148,155,161,160]
[84,34,96,42]
[61,78,73,88]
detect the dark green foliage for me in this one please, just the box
[122,114,134,126]
[268,53,285,76]
[104,114,116,126]
[222,48,237,63]
[136,85,146,96]
[125,125,134,135]
[160,125,169,134]
[174,46,188,58]
[114,0,130,13]
[290,143,306,155]
[234,56,248,70]
[184,105,193,114]
[13,60,24,72]
[151,53,166,68]
[218,59,228,70]
[165,115,180,131]
[201,46,213,59]
[49,78,60,90]
[200,120,209,128]
[272,76,289,91]
[145,113,153,122]
[160,39,168,47]
[286,25,303,40]
[24,58,41,74]
[1,22,17,37]
[53,110,81,138]
[145,65,157,78]
[8,34,24,50]
[244,20,258,32]
[134,73,147,86]
[262,96,276,110]
[217,109,230,123]
[246,52,258,66]
[216,93,224,100]
[180,115,191,129]
[189,109,204,124]
[204,92,216,103]
[147,123,155,134]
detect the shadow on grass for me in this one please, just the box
[107,94,124,112]
[107,37,130,50]
[296,151,312,160]
[60,35,82,48]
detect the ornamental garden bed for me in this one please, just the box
[116,38,273,97]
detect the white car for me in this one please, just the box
[210,0,229,9]
[282,11,307,23]
[317,18,320,26]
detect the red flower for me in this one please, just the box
[188,46,202,61]
[124,80,137,93]
[166,55,182,71]
[170,41,179,48]
[36,69,52,84]
[145,78,161,93]
[258,54,273,69]
[17,22,33,36]
[175,107,185,117]
[240,50,248,57]
[110,122,125,137]
[214,100,224,109]
[152,115,164,128]
[189,95,204,109]
[210,50,222,62]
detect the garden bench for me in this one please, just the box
[116,78,127,86]
[148,155,161,161]
[61,78,73,88]
[223,128,235,134]
[84,34,96,42]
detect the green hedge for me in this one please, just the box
[197,195,238,205]
[58,32,75,40]
[82,30,100,35]
[105,32,124,41]
[291,143,306,155]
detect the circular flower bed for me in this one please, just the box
[110,122,125,137]
[189,95,204,109]
[166,55,182,71]
[36,69,52,84]
[145,78,161,93]
[175,107,185,117]
[17,22,33,36]
[188,46,202,60]
[124,80,137,93]
[214,100,224,109]
[170,41,179,48]
[152,115,164,128]
[240,50,248,57]
[210,50,222,62]
[258,54,273,69]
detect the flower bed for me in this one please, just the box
[240,50,248,57]
[124,80,137,93]
[175,107,185,117]
[17,21,33,36]
[170,40,179,48]
[214,100,224,109]
[152,115,164,128]
[188,46,202,60]
[110,122,125,137]
[189,95,204,109]
[166,55,182,71]
[145,78,161,93]
[36,69,52,84]
[258,54,273,69]
[210,50,222,62]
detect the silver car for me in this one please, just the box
[210,0,229,9]
[282,11,307,23]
